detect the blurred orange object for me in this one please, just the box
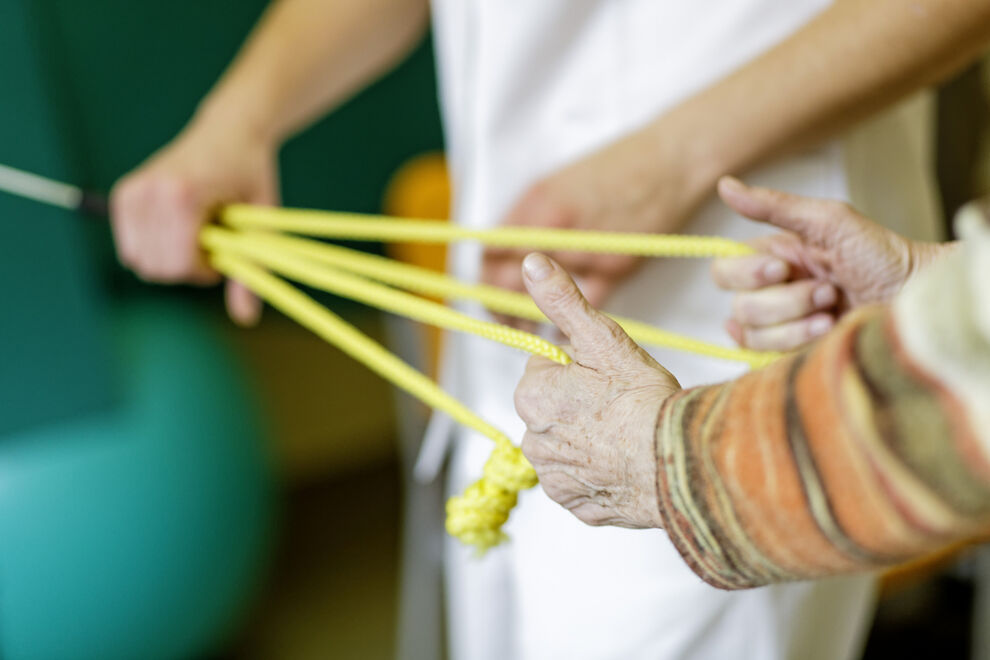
[382,152,451,376]
[383,152,450,270]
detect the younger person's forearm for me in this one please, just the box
[191,0,430,145]
[650,0,990,203]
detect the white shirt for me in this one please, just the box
[426,2,942,658]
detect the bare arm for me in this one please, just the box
[486,0,990,305]
[196,0,430,144]
[111,0,429,322]
[664,0,990,198]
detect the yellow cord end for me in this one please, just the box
[445,439,538,554]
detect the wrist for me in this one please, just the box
[907,240,960,281]
[190,86,283,152]
[648,386,686,529]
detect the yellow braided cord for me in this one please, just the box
[202,204,782,553]
[209,249,542,552]
[202,227,572,367]
[605,319,781,369]
[210,228,780,368]
[221,204,756,258]
[210,251,511,443]
[445,437,538,552]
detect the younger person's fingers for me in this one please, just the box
[188,269,223,286]
[226,280,262,326]
[573,274,615,309]
[109,184,142,268]
[482,253,526,293]
[482,255,535,328]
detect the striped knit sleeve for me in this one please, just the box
[654,213,990,590]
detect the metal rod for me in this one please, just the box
[0,162,83,210]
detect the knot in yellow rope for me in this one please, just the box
[204,204,781,555]
[445,438,539,552]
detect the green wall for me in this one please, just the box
[0,0,445,433]
[0,0,115,436]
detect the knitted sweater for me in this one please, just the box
[655,211,990,590]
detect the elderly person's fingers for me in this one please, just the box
[718,176,846,244]
[521,253,638,366]
[731,279,838,326]
[711,253,790,291]
[732,312,835,351]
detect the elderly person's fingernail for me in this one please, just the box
[763,259,788,282]
[523,253,553,281]
[813,283,837,308]
[810,315,833,337]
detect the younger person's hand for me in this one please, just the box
[110,115,279,325]
[483,124,708,320]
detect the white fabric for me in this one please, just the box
[894,209,990,456]
[425,1,943,658]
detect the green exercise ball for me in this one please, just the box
[0,299,275,660]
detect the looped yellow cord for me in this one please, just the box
[207,227,779,369]
[210,251,519,443]
[222,204,756,258]
[201,227,571,366]
[209,248,548,552]
[202,204,780,553]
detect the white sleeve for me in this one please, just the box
[893,203,990,452]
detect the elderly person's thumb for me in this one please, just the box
[522,253,640,366]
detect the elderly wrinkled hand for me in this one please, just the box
[514,253,680,529]
[711,176,944,351]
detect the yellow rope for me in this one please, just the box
[221,204,756,258]
[200,204,779,553]
[209,248,541,551]
[209,251,511,440]
[207,228,778,368]
[201,227,571,366]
